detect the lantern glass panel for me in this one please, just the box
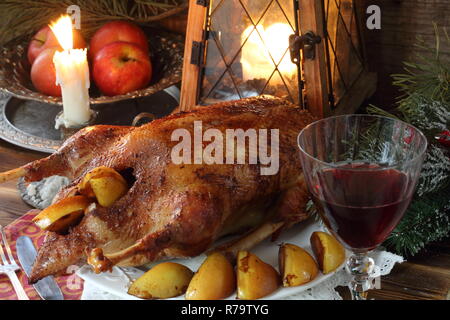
[324,0,364,106]
[200,0,299,105]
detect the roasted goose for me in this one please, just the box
[0,96,316,283]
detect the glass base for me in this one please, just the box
[345,252,375,300]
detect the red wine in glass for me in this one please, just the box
[312,162,412,251]
[298,115,427,299]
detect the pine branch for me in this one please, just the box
[366,104,400,119]
[385,187,450,257]
[417,144,450,195]
[367,23,450,256]
[0,0,187,44]
[392,25,450,123]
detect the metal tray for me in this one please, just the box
[0,87,179,153]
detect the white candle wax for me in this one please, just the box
[53,48,91,128]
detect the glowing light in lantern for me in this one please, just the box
[241,23,296,83]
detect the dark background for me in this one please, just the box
[359,0,449,109]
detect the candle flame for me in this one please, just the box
[49,15,73,51]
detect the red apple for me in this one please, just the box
[28,25,87,65]
[89,21,149,60]
[93,42,152,96]
[30,48,61,97]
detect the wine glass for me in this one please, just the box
[297,115,427,300]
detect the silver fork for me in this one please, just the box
[0,225,29,300]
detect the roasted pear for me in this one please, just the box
[279,243,319,287]
[128,262,194,299]
[78,166,128,207]
[32,195,91,233]
[310,231,346,274]
[237,251,280,300]
[185,252,236,300]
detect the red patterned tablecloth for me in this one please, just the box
[0,211,84,300]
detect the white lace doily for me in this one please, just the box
[81,249,404,300]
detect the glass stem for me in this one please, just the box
[345,252,375,300]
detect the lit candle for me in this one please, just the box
[50,15,91,128]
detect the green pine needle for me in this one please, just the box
[385,188,450,257]
[367,23,450,257]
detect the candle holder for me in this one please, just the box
[56,110,98,141]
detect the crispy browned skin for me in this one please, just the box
[25,96,316,283]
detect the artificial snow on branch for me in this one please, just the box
[368,23,450,256]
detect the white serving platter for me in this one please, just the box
[77,218,346,300]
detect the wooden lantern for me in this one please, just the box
[179,0,376,118]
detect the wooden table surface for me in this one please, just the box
[0,138,449,300]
